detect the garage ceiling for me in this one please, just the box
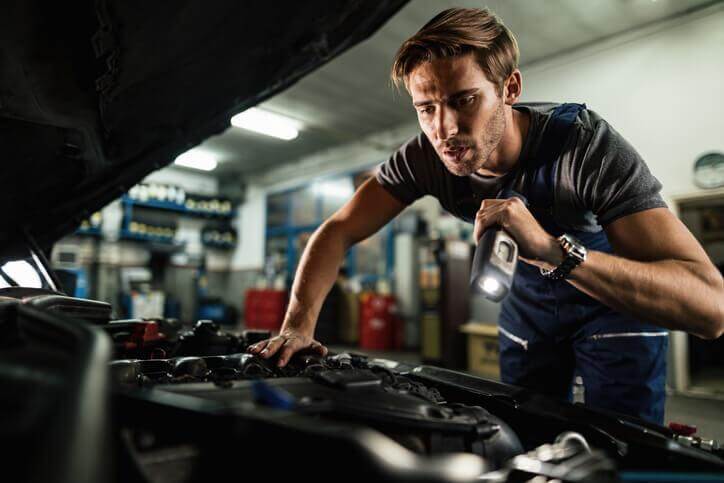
[201,0,718,178]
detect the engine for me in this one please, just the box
[1,295,722,483]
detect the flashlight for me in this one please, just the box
[469,193,525,302]
[470,228,518,301]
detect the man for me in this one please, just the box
[249,8,723,423]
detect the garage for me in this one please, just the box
[1,1,723,481]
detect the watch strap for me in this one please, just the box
[540,234,586,280]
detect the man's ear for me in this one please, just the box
[503,70,523,105]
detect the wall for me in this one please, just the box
[519,3,724,204]
[230,185,266,270]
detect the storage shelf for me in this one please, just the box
[119,230,185,248]
[121,196,234,219]
[202,241,236,250]
[75,227,103,237]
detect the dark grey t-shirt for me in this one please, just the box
[376,102,666,232]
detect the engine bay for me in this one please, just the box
[1,290,722,483]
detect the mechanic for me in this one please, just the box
[249,8,724,423]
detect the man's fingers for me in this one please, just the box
[259,337,286,358]
[247,339,269,354]
[278,339,328,367]
[277,338,304,367]
[277,346,295,367]
[479,199,505,211]
[310,341,328,356]
[474,205,505,243]
[249,334,328,367]
[476,202,507,220]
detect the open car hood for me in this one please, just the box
[0,0,407,252]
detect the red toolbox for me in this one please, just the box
[244,289,287,331]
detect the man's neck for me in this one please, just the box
[476,107,530,177]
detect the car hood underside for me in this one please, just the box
[0,0,407,253]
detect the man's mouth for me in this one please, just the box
[443,146,469,161]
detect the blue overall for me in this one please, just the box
[492,104,668,424]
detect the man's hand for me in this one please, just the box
[245,179,404,369]
[474,198,563,268]
[247,330,328,367]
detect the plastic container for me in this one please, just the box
[359,292,403,351]
[244,289,287,331]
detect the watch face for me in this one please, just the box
[560,233,583,247]
[560,234,587,261]
[694,152,724,189]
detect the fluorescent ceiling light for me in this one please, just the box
[230,107,300,140]
[174,149,218,171]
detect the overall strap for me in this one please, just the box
[521,103,587,199]
[534,103,586,170]
[452,103,587,221]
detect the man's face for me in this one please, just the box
[408,53,506,176]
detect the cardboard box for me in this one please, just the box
[460,323,500,379]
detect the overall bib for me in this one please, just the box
[460,103,668,424]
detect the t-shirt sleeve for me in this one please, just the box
[574,120,667,226]
[375,133,431,205]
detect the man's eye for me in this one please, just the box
[458,95,475,106]
[418,106,434,115]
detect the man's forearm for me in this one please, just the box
[281,221,349,336]
[541,245,724,339]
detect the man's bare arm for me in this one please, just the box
[248,178,406,366]
[475,200,724,339]
[561,208,724,339]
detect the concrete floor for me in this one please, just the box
[665,393,724,441]
[330,346,724,442]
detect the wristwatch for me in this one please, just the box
[540,234,587,280]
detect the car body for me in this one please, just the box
[0,2,722,483]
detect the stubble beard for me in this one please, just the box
[442,99,506,177]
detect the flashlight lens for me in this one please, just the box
[482,277,501,295]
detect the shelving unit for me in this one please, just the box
[118,230,180,245]
[75,211,103,237]
[201,227,237,250]
[76,226,103,237]
[68,184,238,256]
[120,195,234,219]
[121,184,236,251]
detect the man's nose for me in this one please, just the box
[434,107,458,140]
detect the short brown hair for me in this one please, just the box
[391,8,519,92]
